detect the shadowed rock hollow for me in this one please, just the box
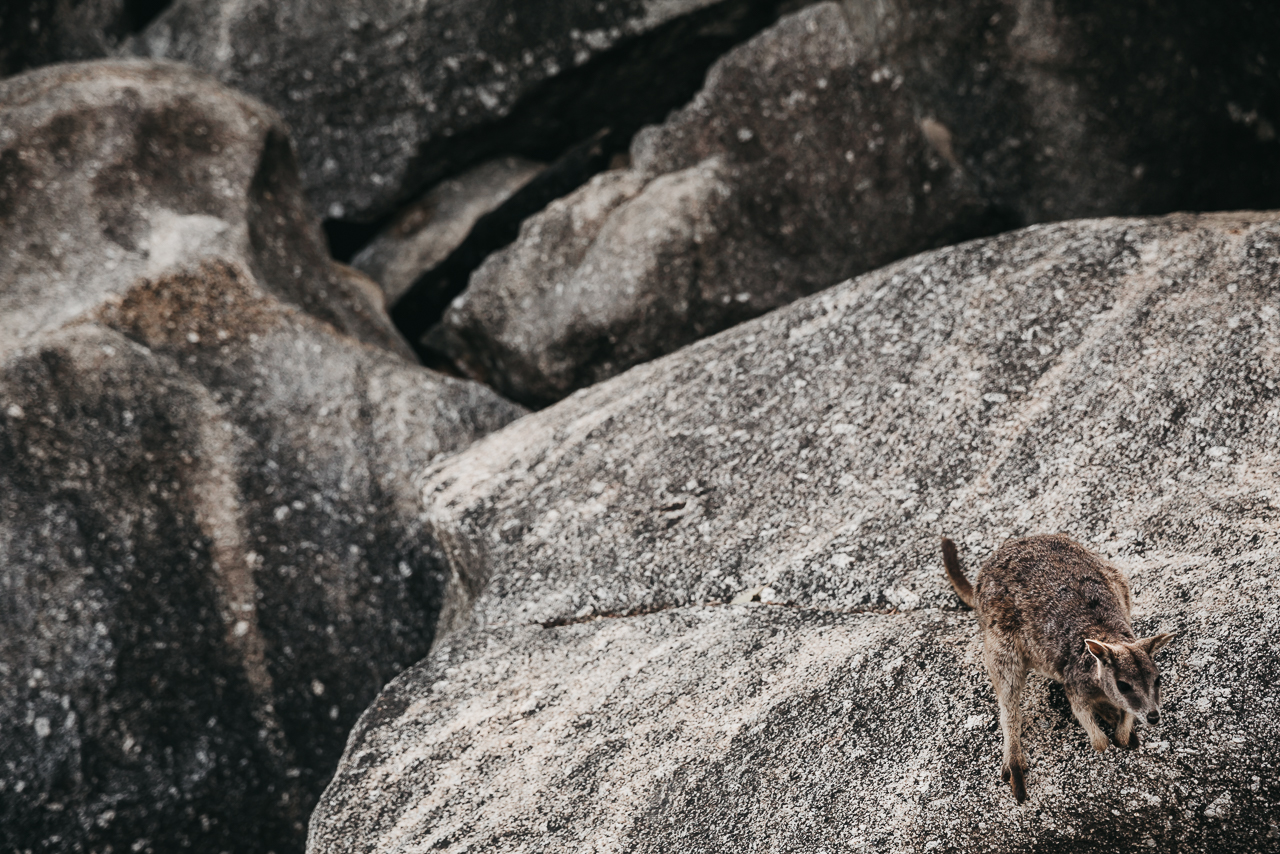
[0,60,524,854]
[350,156,545,306]
[310,213,1280,853]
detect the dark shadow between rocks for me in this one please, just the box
[328,0,815,357]
[123,0,174,33]
[389,128,622,364]
[0,0,176,77]
[1052,0,1280,214]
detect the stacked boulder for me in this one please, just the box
[0,60,523,854]
[311,213,1280,853]
[1,2,1278,853]
[430,0,1280,405]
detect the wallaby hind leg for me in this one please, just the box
[985,641,1029,804]
[1066,686,1111,753]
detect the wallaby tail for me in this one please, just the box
[941,537,975,609]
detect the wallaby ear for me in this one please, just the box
[1138,632,1176,656]
[1084,638,1113,663]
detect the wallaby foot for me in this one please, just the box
[1111,727,1140,750]
[1001,757,1028,804]
[1113,711,1138,750]
[1068,692,1110,753]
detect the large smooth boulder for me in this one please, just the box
[433,0,1280,406]
[313,598,1277,853]
[310,212,1280,851]
[433,2,988,406]
[0,60,524,854]
[0,58,408,357]
[421,212,1280,630]
[128,0,795,222]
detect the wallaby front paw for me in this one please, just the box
[1001,760,1028,804]
[1112,729,1140,750]
[1090,734,1110,753]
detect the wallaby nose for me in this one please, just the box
[1147,710,1160,725]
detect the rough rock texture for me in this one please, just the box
[309,213,1280,851]
[313,600,1278,853]
[424,212,1280,628]
[434,0,1280,406]
[352,156,544,306]
[0,61,525,854]
[435,3,989,406]
[0,58,409,358]
[129,0,793,221]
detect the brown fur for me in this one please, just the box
[942,534,1174,804]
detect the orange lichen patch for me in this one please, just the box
[97,260,282,350]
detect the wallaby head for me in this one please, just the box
[1084,634,1175,725]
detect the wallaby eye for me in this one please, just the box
[1117,680,1134,693]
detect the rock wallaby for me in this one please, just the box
[941,534,1175,804]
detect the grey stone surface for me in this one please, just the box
[0,58,411,359]
[0,60,525,854]
[435,0,1280,406]
[312,599,1278,853]
[127,0,774,221]
[310,212,1280,852]
[423,212,1280,632]
[435,3,987,406]
[352,156,544,305]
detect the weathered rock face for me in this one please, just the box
[313,598,1279,853]
[423,213,1280,630]
[128,0,795,222]
[433,0,1280,406]
[351,156,544,306]
[0,58,408,358]
[310,213,1280,852]
[434,3,989,406]
[840,0,1280,223]
[0,61,525,854]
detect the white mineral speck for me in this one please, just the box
[1204,791,1232,819]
